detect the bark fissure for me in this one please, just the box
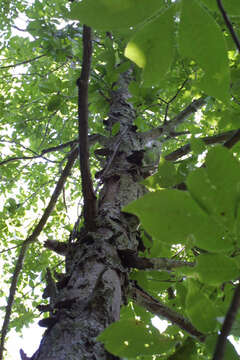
[28,70,202,359]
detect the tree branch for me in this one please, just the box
[165,130,237,161]
[0,154,54,166]
[217,0,240,52]
[142,97,207,142]
[130,283,205,342]
[212,282,240,360]
[0,55,46,70]
[0,147,78,360]
[119,250,195,270]
[223,129,240,149]
[77,25,97,230]
[164,78,189,123]
[166,97,207,131]
[0,134,106,167]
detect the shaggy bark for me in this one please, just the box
[17,64,207,359]
[28,71,150,360]
[23,65,207,359]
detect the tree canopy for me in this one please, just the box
[1,0,240,359]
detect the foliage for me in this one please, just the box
[1,0,240,359]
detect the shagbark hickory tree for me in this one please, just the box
[1,0,240,359]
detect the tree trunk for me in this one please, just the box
[31,71,154,360]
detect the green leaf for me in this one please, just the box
[123,189,234,252]
[190,137,206,155]
[112,122,120,136]
[206,335,239,359]
[123,190,203,246]
[131,270,173,295]
[179,0,230,101]
[69,0,164,30]
[188,146,240,224]
[167,338,197,360]
[38,81,56,94]
[125,5,175,86]
[205,146,240,225]
[97,319,175,357]
[201,0,240,16]
[186,147,240,250]
[186,280,218,333]
[143,159,178,190]
[47,95,62,111]
[195,254,239,286]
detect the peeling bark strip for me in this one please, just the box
[28,72,139,360]
[77,25,97,231]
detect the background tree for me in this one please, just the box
[1,0,240,359]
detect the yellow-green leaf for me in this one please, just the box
[125,5,175,86]
[179,0,230,101]
[69,0,164,30]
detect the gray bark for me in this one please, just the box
[30,72,158,360]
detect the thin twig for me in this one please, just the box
[0,244,22,254]
[0,134,106,167]
[0,55,46,70]
[0,154,56,166]
[165,129,237,161]
[168,78,189,104]
[142,97,207,142]
[164,78,189,124]
[223,129,240,149]
[166,97,206,131]
[217,0,240,52]
[77,25,97,230]
[212,282,240,360]
[12,25,27,32]
[0,147,78,360]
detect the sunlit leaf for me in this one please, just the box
[125,5,175,85]
[123,189,234,252]
[186,280,218,333]
[195,253,239,285]
[179,0,230,100]
[69,0,164,30]
[98,319,175,357]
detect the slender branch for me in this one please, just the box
[119,250,195,270]
[41,134,106,154]
[142,97,207,142]
[165,130,237,161]
[0,147,78,360]
[130,283,205,342]
[223,129,240,149]
[12,25,27,32]
[0,55,46,70]
[169,79,189,105]
[164,78,189,123]
[77,25,97,230]
[0,244,22,254]
[212,282,240,360]
[166,97,207,131]
[0,154,56,166]
[217,0,240,52]
[0,134,106,167]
